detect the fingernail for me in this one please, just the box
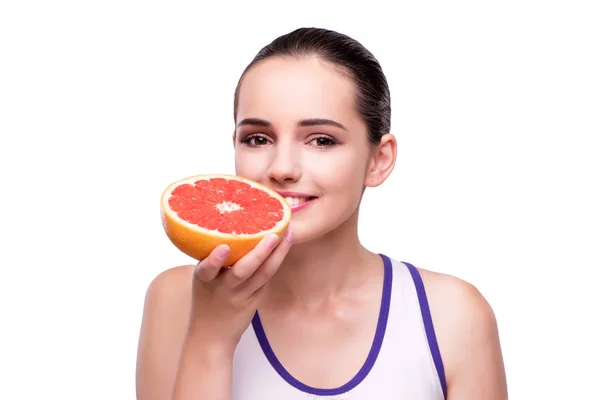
[216,246,230,259]
[285,229,293,243]
[265,234,280,249]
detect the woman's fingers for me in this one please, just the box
[223,233,282,287]
[241,229,293,294]
[194,244,231,282]
[194,227,292,290]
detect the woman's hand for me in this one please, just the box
[166,228,293,400]
[186,228,293,353]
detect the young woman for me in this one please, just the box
[136,27,508,400]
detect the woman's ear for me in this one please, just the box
[365,133,397,187]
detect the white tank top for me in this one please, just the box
[231,254,447,399]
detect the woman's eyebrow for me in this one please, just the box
[237,118,347,131]
[298,118,348,131]
[237,118,271,128]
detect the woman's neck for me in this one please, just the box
[264,213,382,309]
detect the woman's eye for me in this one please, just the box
[312,137,336,147]
[243,135,269,146]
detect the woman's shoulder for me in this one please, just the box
[415,266,494,317]
[141,264,197,324]
[139,265,196,354]
[147,264,195,293]
[416,266,498,344]
[143,264,195,307]
[141,264,196,333]
[414,266,507,396]
[394,261,495,327]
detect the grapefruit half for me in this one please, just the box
[160,174,291,266]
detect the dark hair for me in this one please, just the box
[233,27,391,144]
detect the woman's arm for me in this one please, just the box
[135,265,234,400]
[421,270,508,399]
[171,329,234,400]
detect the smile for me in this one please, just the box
[284,196,315,206]
[277,193,318,212]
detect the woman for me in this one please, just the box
[136,27,508,399]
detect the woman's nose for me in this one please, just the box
[267,143,301,184]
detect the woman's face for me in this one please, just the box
[234,56,388,244]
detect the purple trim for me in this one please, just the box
[251,253,393,396]
[404,261,448,399]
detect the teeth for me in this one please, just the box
[284,197,309,206]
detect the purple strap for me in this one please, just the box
[252,253,393,396]
[251,255,447,398]
[404,261,448,399]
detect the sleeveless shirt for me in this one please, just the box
[231,254,447,399]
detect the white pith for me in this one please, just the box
[161,174,291,238]
[216,201,243,213]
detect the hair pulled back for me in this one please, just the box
[233,27,391,144]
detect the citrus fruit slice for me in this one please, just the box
[160,174,291,266]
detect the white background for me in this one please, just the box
[1,0,598,399]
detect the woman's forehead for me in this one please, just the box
[236,57,360,125]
